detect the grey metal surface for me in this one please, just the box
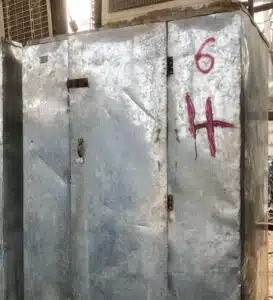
[0,40,4,300]
[0,40,23,300]
[167,12,242,299]
[23,40,70,299]
[240,12,268,299]
[3,41,23,300]
[21,11,269,300]
[68,23,168,299]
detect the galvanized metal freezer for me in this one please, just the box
[23,10,268,300]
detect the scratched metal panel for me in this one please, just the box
[68,23,167,299]
[240,12,268,300]
[23,40,70,299]
[167,12,241,299]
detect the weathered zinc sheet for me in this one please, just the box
[240,12,268,300]
[22,11,269,300]
[0,40,23,300]
[23,41,71,299]
[167,12,242,299]
[68,23,168,300]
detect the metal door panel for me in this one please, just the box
[167,13,241,299]
[23,41,70,299]
[68,24,167,299]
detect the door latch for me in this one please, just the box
[167,56,173,76]
[167,195,173,212]
[67,78,89,90]
[76,137,85,164]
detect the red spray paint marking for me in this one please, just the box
[194,37,216,74]
[185,93,235,157]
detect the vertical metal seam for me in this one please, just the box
[239,17,246,300]
[67,37,73,300]
[166,20,170,298]
[0,38,4,300]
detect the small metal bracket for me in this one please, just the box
[67,78,89,90]
[167,56,173,76]
[167,195,173,212]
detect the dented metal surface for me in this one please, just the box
[68,23,168,299]
[167,12,241,299]
[22,11,269,300]
[23,40,70,299]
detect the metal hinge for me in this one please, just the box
[167,195,173,212]
[67,78,89,90]
[167,56,173,76]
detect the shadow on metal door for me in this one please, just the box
[68,24,168,300]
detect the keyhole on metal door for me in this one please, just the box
[77,137,85,164]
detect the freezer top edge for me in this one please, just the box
[24,8,269,49]
[0,38,22,48]
[24,22,167,47]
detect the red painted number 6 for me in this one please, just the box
[194,37,216,74]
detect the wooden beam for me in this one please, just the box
[248,0,254,16]
[254,2,273,13]
[256,222,273,231]
[46,0,53,36]
[93,0,102,28]
[50,0,68,35]
[241,1,273,13]
[0,1,4,37]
